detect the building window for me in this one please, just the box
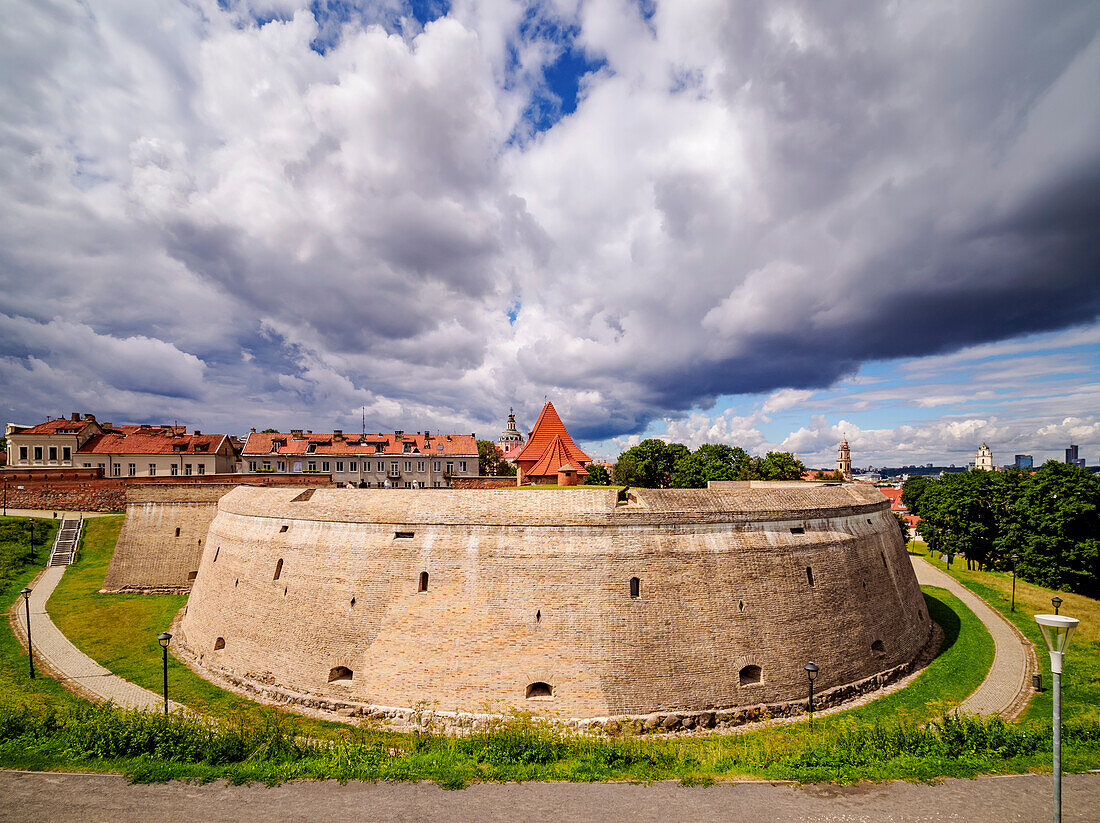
[198,465,205,475]
[433,461,441,472]
[417,461,425,472]
[433,481,440,488]
[806,566,814,587]
[149,464,156,476]
[214,637,225,650]
[390,462,399,476]
[262,461,271,472]
[171,465,178,476]
[308,461,316,471]
[62,447,71,460]
[274,559,283,580]
[19,447,27,460]
[525,682,553,699]
[336,461,343,472]
[185,464,192,475]
[277,461,285,471]
[739,665,762,686]
[322,461,330,472]
[404,481,411,488]
[418,571,429,592]
[404,460,412,472]
[82,463,91,468]
[328,666,353,683]
[871,639,886,656]
[128,463,136,476]
[630,577,641,599]
[49,446,57,460]
[34,446,42,460]
[349,461,357,471]
[249,461,257,472]
[446,461,454,474]
[374,461,382,472]
[112,464,120,476]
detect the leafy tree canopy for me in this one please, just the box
[476,439,516,477]
[584,464,611,486]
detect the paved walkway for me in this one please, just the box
[1,770,1097,822]
[11,566,184,712]
[910,555,1036,718]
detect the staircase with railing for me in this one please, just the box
[48,517,83,566]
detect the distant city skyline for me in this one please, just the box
[2,2,1098,471]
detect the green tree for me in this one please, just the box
[750,451,807,481]
[584,464,611,486]
[901,475,931,515]
[261,428,278,433]
[670,444,751,488]
[894,512,910,545]
[476,440,516,477]
[614,439,689,487]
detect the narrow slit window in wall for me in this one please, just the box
[630,576,641,599]
[535,609,541,623]
[214,637,225,650]
[806,566,815,586]
[881,551,888,569]
[274,559,283,580]
[350,597,356,608]
[738,599,744,613]
[790,526,805,534]
[279,524,288,533]
[918,609,924,621]
[395,531,415,539]
[739,665,762,686]
[526,682,553,699]
[328,666,353,682]
[187,570,197,581]
[418,571,429,592]
[213,547,219,563]
[175,527,180,537]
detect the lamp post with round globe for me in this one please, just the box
[157,632,172,716]
[804,662,819,728]
[1035,613,1079,823]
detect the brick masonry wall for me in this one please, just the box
[101,479,334,592]
[452,477,518,489]
[177,485,930,719]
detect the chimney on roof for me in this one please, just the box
[139,424,150,429]
[291,429,304,440]
[333,430,344,441]
[84,413,96,422]
[71,412,80,421]
[395,430,404,439]
[194,430,201,436]
[250,427,256,433]
[424,430,430,439]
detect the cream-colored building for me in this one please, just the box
[5,413,238,476]
[241,429,478,488]
[975,443,994,471]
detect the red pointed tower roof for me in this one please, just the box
[513,402,591,472]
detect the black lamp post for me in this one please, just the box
[21,587,34,679]
[3,476,8,516]
[1011,553,1019,612]
[804,662,819,728]
[157,632,172,716]
[1052,596,1063,616]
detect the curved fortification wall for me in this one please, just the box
[178,484,931,721]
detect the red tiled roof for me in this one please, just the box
[877,487,908,512]
[513,402,591,466]
[241,431,477,457]
[79,432,227,456]
[526,435,589,478]
[13,418,95,435]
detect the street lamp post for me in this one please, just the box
[1051,596,1062,615]
[1035,613,1079,823]
[804,662,819,728]
[21,587,34,678]
[157,632,172,716]
[1011,553,1019,612]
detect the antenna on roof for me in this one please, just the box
[362,406,365,436]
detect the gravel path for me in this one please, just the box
[0,770,1096,822]
[910,555,1036,718]
[11,566,184,712]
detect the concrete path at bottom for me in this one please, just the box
[910,555,1035,718]
[0,770,1096,823]
[12,566,185,712]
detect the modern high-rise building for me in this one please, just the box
[1065,445,1086,468]
[1014,454,1033,470]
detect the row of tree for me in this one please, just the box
[477,437,808,487]
[903,462,1100,596]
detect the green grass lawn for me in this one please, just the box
[917,550,1100,725]
[2,514,1096,786]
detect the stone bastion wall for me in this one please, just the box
[176,484,931,721]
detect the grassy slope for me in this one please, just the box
[913,548,1100,724]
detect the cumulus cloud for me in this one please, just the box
[1,0,1098,452]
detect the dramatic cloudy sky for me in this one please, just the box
[3,0,1099,467]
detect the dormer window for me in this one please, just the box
[172,443,187,452]
[307,444,316,453]
[270,442,279,452]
